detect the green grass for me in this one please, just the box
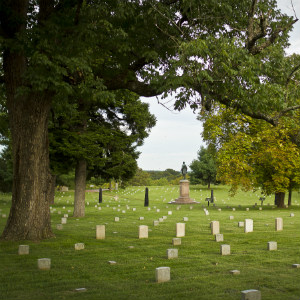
[0,185,300,300]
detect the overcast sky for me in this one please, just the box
[137,0,300,171]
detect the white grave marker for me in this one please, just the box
[139,225,148,239]
[244,219,253,233]
[96,225,105,239]
[155,267,170,283]
[176,223,185,237]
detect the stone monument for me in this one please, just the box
[169,162,199,204]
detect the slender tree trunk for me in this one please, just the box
[1,46,54,240]
[73,159,87,217]
[208,182,211,189]
[288,188,292,207]
[274,192,285,208]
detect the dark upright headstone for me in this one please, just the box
[99,188,102,203]
[144,187,149,207]
[210,189,214,203]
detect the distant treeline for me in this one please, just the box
[128,168,183,186]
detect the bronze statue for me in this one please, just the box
[181,162,187,180]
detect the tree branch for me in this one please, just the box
[246,0,298,55]
[286,63,300,87]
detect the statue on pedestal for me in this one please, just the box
[181,162,187,180]
[169,161,198,204]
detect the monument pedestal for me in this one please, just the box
[169,180,199,204]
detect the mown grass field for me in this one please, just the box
[0,185,299,300]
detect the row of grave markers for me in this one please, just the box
[16,207,299,300]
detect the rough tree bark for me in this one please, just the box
[274,192,285,208]
[1,52,54,240]
[73,159,87,218]
[0,0,54,240]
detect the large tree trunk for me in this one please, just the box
[1,0,55,241]
[73,159,87,218]
[1,97,54,240]
[274,192,285,208]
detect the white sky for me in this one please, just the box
[137,0,300,171]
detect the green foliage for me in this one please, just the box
[189,146,217,187]
[129,168,182,186]
[49,90,156,183]
[128,168,151,186]
[200,106,300,196]
[55,171,75,190]
[147,169,181,182]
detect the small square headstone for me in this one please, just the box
[267,241,277,251]
[211,221,220,235]
[61,217,67,224]
[241,289,261,300]
[168,211,172,215]
[75,243,85,250]
[229,216,234,220]
[215,234,224,242]
[96,225,105,239]
[183,217,188,222]
[176,223,185,237]
[139,225,148,239]
[139,217,144,220]
[38,258,51,270]
[220,244,230,255]
[153,220,159,226]
[155,267,170,283]
[230,270,240,275]
[167,249,178,259]
[290,213,294,217]
[18,245,29,255]
[245,219,253,233]
[172,238,181,246]
[292,264,300,268]
[56,224,63,230]
[114,217,119,222]
[238,222,244,228]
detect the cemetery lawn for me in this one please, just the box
[0,186,300,300]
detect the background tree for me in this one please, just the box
[200,105,300,207]
[50,90,155,217]
[189,146,217,188]
[128,168,152,187]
